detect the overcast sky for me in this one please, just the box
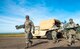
[0,0,80,33]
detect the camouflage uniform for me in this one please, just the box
[60,22,68,39]
[63,24,69,39]
[51,25,58,43]
[59,23,65,38]
[76,24,80,40]
[24,19,34,44]
[15,16,34,48]
[66,19,77,46]
[63,29,68,39]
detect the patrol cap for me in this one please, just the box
[25,15,29,19]
[69,18,73,22]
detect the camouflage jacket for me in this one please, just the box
[24,20,34,30]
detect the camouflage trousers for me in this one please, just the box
[63,30,68,39]
[68,29,76,45]
[76,33,80,40]
[25,30,32,44]
[52,31,57,42]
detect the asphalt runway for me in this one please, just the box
[0,37,80,49]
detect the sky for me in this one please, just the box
[0,0,80,33]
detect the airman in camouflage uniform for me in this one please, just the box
[76,24,80,40]
[15,15,34,48]
[59,22,65,38]
[51,25,58,43]
[24,15,34,48]
[63,23,68,39]
[66,19,77,46]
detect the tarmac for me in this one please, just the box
[0,37,80,49]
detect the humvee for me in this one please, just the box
[15,19,61,39]
[32,19,61,39]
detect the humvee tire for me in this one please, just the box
[46,31,53,40]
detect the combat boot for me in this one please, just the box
[67,42,72,46]
[25,43,29,48]
[53,40,58,43]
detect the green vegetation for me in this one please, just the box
[0,33,25,37]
